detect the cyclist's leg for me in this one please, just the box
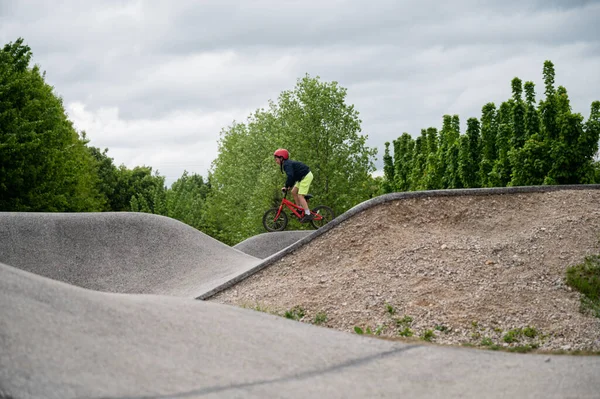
[291,185,301,209]
[297,172,313,220]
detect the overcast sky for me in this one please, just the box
[2,0,599,185]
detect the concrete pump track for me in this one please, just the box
[1,185,600,398]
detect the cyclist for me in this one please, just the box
[273,148,314,222]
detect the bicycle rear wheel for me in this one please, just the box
[262,207,288,232]
[310,205,335,229]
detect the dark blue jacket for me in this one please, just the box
[282,159,310,188]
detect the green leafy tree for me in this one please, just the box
[523,81,540,138]
[203,75,377,245]
[479,103,498,187]
[87,145,119,211]
[424,127,442,189]
[394,133,414,192]
[545,100,600,184]
[458,117,481,188]
[382,142,395,193]
[489,102,513,186]
[511,77,526,149]
[0,38,104,211]
[439,116,461,189]
[540,60,559,141]
[161,171,210,229]
[409,132,427,190]
[117,166,166,212]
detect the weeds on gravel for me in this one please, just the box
[565,255,600,318]
[284,306,305,321]
[502,327,537,343]
[354,325,385,336]
[398,327,414,337]
[385,303,396,315]
[313,312,328,325]
[420,329,435,342]
[394,315,413,327]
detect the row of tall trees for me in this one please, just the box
[382,61,600,192]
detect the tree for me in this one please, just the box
[394,133,414,192]
[479,103,498,187]
[511,77,526,149]
[489,102,513,186]
[0,38,104,211]
[409,132,427,190]
[424,127,442,189]
[540,60,559,141]
[437,115,462,189]
[459,117,481,188]
[117,165,166,212]
[523,81,540,138]
[202,75,377,245]
[382,142,395,193]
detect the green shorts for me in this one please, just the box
[294,171,313,195]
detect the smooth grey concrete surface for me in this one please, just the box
[2,262,600,399]
[0,212,261,298]
[233,230,312,259]
[199,184,600,299]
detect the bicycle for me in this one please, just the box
[262,189,335,232]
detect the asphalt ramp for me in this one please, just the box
[0,212,261,298]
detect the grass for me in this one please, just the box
[394,315,413,327]
[435,324,449,333]
[566,255,600,318]
[313,312,328,325]
[398,327,413,337]
[386,303,396,315]
[284,306,305,321]
[420,329,435,342]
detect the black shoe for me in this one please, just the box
[300,213,314,223]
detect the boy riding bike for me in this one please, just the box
[273,148,314,223]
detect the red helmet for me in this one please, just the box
[273,148,289,160]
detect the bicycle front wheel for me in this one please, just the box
[310,205,335,229]
[262,207,288,232]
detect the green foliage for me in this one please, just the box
[203,75,377,245]
[382,142,395,193]
[398,327,413,337]
[503,329,520,343]
[420,329,435,342]
[284,305,306,321]
[458,118,481,188]
[522,326,538,338]
[395,315,413,327]
[385,303,396,315]
[0,38,105,211]
[313,312,328,325]
[566,255,600,318]
[393,133,414,192]
[434,324,449,333]
[383,60,599,192]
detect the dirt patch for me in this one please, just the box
[209,189,600,352]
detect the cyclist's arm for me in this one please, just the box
[283,163,295,189]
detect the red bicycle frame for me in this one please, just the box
[273,193,324,222]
